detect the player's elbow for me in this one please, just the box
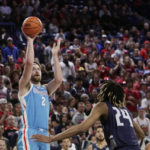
[25,59,33,66]
[55,77,62,85]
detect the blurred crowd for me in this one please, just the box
[0,0,150,150]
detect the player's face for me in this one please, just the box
[96,128,105,142]
[31,64,41,83]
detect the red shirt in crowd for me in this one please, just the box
[140,48,148,60]
[124,88,141,113]
[0,111,13,127]
[123,65,134,73]
[98,66,110,79]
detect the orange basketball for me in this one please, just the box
[22,16,43,38]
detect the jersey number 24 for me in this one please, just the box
[113,107,133,127]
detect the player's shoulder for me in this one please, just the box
[95,102,108,116]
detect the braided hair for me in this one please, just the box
[97,80,125,108]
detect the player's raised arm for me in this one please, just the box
[45,38,62,95]
[31,102,108,143]
[19,35,35,95]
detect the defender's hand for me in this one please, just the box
[31,134,53,143]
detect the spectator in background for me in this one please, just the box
[70,77,86,99]
[60,53,76,81]
[0,0,12,21]
[3,37,19,64]
[61,138,77,150]
[16,50,25,66]
[0,100,9,126]
[140,40,150,61]
[141,22,150,38]
[88,126,108,150]
[122,55,135,74]
[76,67,89,90]
[55,29,65,41]
[74,58,81,72]
[134,107,150,136]
[3,64,11,78]
[44,40,53,65]
[141,90,150,113]
[84,54,97,75]
[0,28,9,47]
[34,36,45,64]
[131,48,143,65]
[72,102,87,125]
[145,59,150,71]
[3,115,18,150]
[100,40,112,58]
[0,139,7,150]
[9,89,19,106]
[124,78,141,116]
[88,70,100,93]
[0,76,7,99]
[0,124,10,150]
[85,101,92,116]
[69,38,80,51]
[13,102,21,129]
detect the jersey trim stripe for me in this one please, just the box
[22,97,30,150]
[23,115,28,150]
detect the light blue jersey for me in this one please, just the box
[17,84,50,150]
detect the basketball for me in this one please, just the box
[22,16,43,38]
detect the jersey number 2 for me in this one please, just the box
[112,107,133,127]
[42,96,46,106]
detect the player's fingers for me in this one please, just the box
[31,134,41,139]
[53,43,56,48]
[57,38,62,47]
[32,139,41,142]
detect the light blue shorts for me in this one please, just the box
[17,128,50,150]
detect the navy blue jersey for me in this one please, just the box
[92,144,110,150]
[101,102,141,150]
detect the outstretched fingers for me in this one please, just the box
[30,134,50,143]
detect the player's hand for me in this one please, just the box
[31,134,53,143]
[52,38,62,55]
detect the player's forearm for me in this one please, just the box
[52,54,62,83]
[51,124,82,142]
[25,39,34,64]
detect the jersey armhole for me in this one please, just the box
[43,84,50,95]
[18,83,33,99]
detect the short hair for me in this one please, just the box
[33,61,41,69]
[95,125,103,130]
[97,80,125,108]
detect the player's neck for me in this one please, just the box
[32,82,41,88]
[97,140,107,149]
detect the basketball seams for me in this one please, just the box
[23,28,41,37]
[22,16,43,38]
[23,20,42,28]
[23,27,40,30]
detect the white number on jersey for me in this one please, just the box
[112,107,133,127]
[41,96,46,106]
